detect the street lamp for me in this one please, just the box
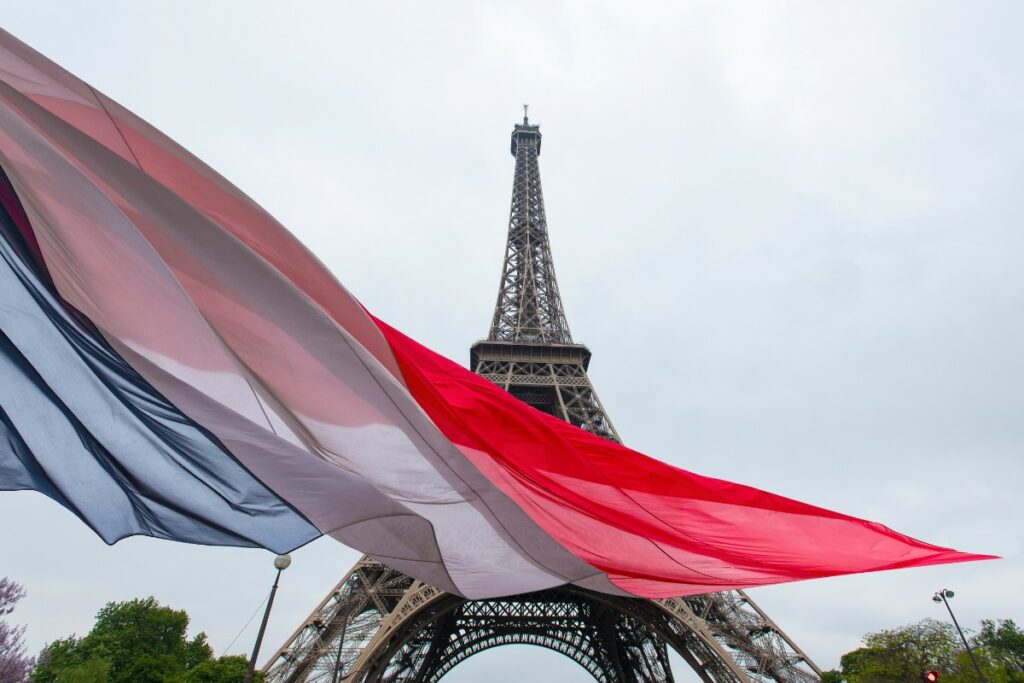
[932,588,987,683]
[245,554,292,683]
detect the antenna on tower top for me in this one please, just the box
[523,104,529,124]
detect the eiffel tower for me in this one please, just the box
[262,112,822,683]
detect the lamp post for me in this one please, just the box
[245,554,292,683]
[932,588,987,683]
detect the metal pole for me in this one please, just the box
[245,568,282,683]
[939,592,987,683]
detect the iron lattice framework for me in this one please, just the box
[470,115,617,440]
[488,116,570,344]
[264,115,822,683]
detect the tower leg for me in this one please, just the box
[264,559,819,683]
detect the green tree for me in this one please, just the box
[821,669,845,683]
[181,655,252,683]
[833,618,1024,683]
[48,657,111,683]
[33,597,260,683]
[848,619,961,683]
[970,619,1024,683]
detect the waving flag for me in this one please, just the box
[0,28,991,599]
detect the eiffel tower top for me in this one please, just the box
[487,112,573,344]
[509,105,541,156]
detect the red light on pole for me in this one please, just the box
[923,671,941,683]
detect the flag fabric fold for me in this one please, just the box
[0,28,992,600]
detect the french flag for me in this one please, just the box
[0,28,991,600]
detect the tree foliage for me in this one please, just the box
[974,619,1024,683]
[33,597,261,683]
[0,577,34,683]
[826,618,1024,683]
[179,655,253,683]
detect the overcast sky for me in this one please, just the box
[1,2,1021,680]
